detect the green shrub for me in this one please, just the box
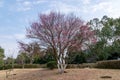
[0,64,46,70]
[96,60,120,69]
[46,61,57,70]
[0,65,3,70]
[24,64,40,68]
[79,63,96,68]
[0,65,10,70]
[4,64,12,69]
[14,64,46,68]
[14,64,22,68]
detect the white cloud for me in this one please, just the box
[82,0,91,5]
[17,7,31,11]
[23,1,31,6]
[15,0,33,11]
[0,33,25,40]
[90,1,120,18]
[16,0,24,1]
[0,33,26,58]
[15,0,47,11]
[92,2,112,12]
[14,33,25,40]
[1,42,18,58]
[80,0,120,19]
[33,0,47,5]
[45,1,81,14]
[45,0,119,19]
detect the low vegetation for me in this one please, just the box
[96,60,120,69]
[68,60,120,69]
[1,60,120,70]
[0,64,46,70]
[46,61,57,70]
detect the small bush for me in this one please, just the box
[0,64,46,70]
[0,65,3,70]
[14,64,22,68]
[0,64,12,70]
[46,61,57,70]
[96,60,120,69]
[14,64,46,68]
[79,63,96,68]
[24,64,40,68]
[4,64,12,69]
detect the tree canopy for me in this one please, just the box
[26,12,96,73]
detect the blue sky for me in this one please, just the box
[0,0,120,58]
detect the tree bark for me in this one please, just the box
[57,51,67,74]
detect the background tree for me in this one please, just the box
[16,52,26,68]
[88,16,120,61]
[26,12,96,73]
[35,47,56,64]
[0,46,4,69]
[5,56,15,69]
[67,51,86,64]
[18,41,41,64]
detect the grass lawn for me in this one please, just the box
[0,68,120,80]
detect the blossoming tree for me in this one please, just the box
[26,12,96,73]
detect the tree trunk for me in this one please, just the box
[57,52,67,74]
[30,56,33,64]
[22,59,24,69]
[57,60,67,73]
[30,59,33,64]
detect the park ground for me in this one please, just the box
[0,68,120,80]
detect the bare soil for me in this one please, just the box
[0,68,120,80]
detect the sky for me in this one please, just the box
[0,0,120,58]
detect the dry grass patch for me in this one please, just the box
[0,68,120,80]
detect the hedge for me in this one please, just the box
[67,60,120,69]
[1,60,120,70]
[0,64,46,70]
[16,64,46,68]
[96,60,120,69]
[67,63,96,68]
